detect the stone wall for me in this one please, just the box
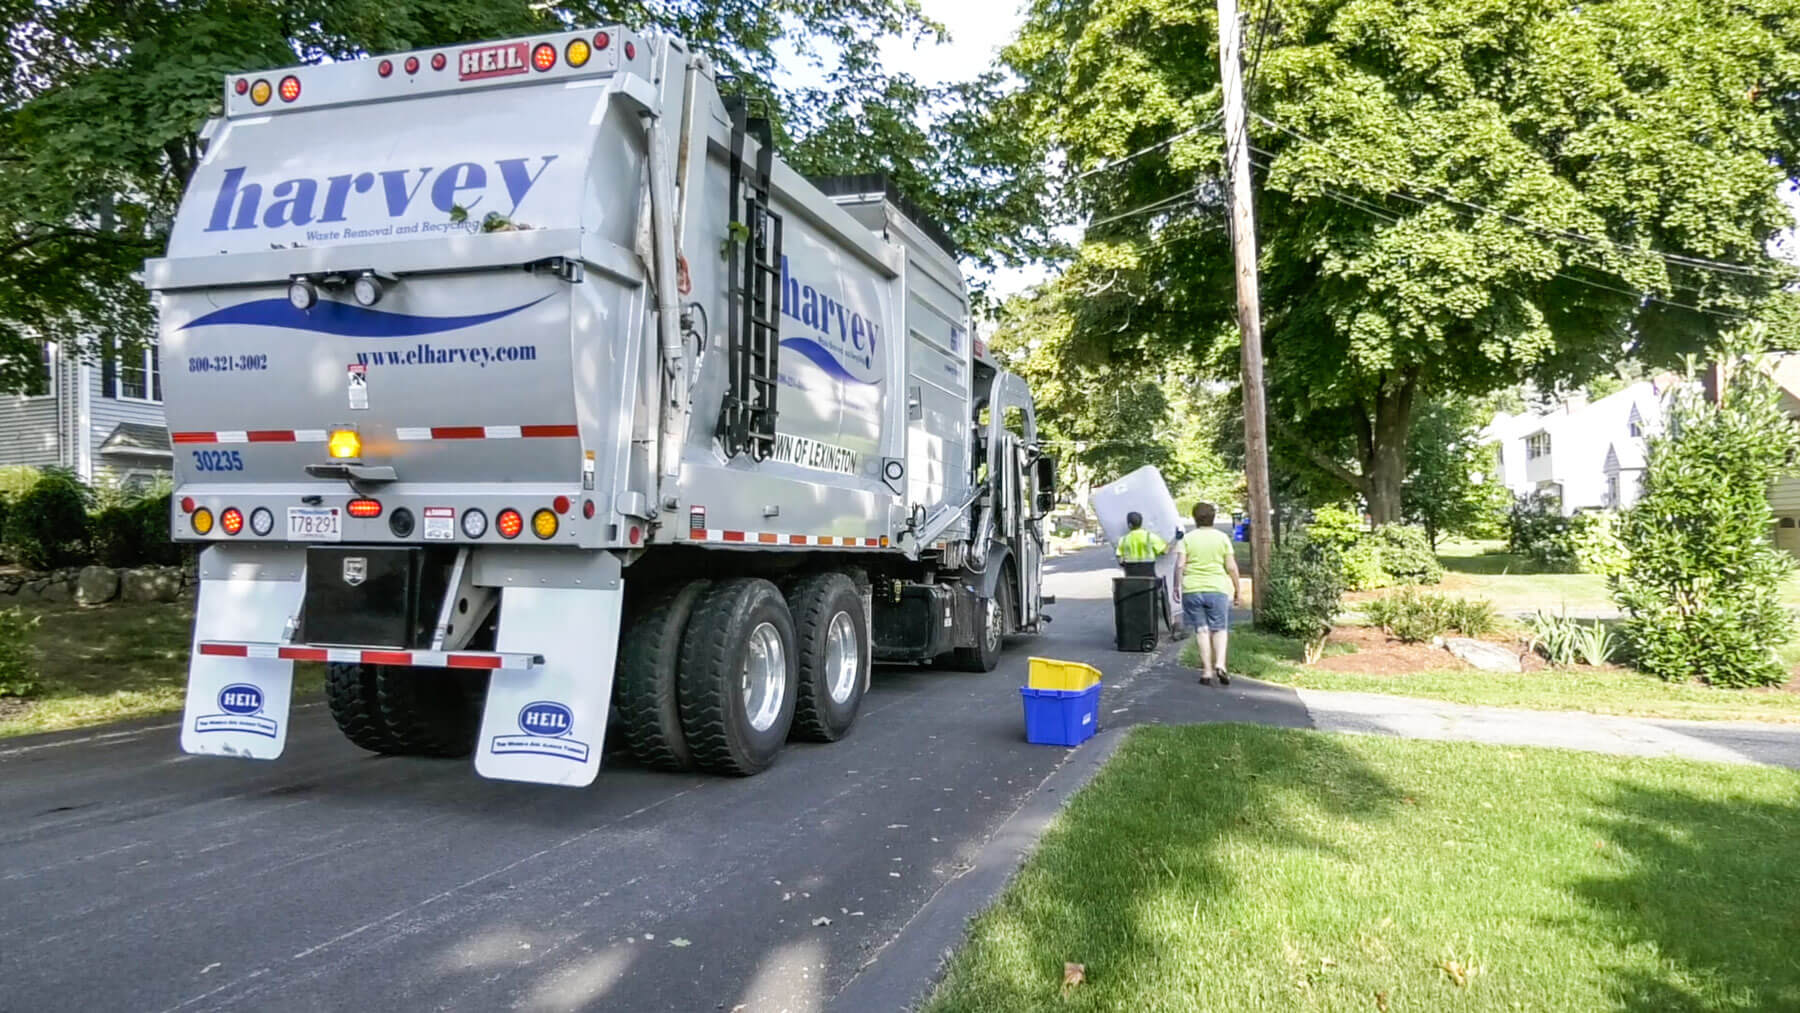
[0,564,197,606]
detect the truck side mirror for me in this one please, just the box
[1034,456,1057,514]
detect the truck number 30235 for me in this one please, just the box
[191,450,244,472]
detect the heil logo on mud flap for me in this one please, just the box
[194,682,279,738]
[519,701,573,737]
[218,684,264,715]
[491,701,591,763]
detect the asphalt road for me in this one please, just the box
[0,547,1187,1013]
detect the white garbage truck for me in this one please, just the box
[142,27,1055,787]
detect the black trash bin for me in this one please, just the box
[1113,576,1161,652]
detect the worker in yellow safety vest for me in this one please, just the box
[1116,511,1166,578]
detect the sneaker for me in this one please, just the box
[1215,667,1231,686]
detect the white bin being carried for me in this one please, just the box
[1092,466,1182,547]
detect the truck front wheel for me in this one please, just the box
[786,573,868,742]
[954,579,1012,673]
[678,579,799,775]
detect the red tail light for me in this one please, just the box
[347,499,383,518]
[431,53,446,71]
[532,43,556,71]
[553,496,571,515]
[278,75,301,102]
[221,508,244,536]
[594,31,611,50]
[497,509,524,539]
[378,59,393,77]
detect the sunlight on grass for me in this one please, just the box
[927,725,1800,1012]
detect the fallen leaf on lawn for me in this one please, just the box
[1375,990,1390,1011]
[1440,959,1468,987]
[812,916,832,927]
[1062,962,1085,993]
[670,938,690,948]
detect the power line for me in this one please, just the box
[1071,112,1223,181]
[1253,111,1794,283]
[1086,184,1213,229]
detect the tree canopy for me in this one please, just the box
[1005,0,1800,522]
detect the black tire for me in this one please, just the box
[376,665,487,758]
[326,661,399,754]
[678,578,798,776]
[615,580,709,770]
[954,579,1012,673]
[786,572,868,743]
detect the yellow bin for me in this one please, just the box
[1028,657,1102,692]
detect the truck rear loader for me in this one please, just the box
[144,27,1055,787]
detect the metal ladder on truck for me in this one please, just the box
[719,96,783,461]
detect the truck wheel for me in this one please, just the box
[678,578,798,775]
[377,665,487,758]
[786,573,867,742]
[326,662,400,754]
[615,580,708,770]
[954,579,1012,673]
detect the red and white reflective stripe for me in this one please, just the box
[687,529,888,548]
[197,641,542,670]
[394,425,579,441]
[172,429,328,445]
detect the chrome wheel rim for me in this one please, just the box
[984,597,1003,654]
[824,611,859,705]
[742,622,787,733]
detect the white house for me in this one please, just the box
[0,340,170,489]
[1483,378,1672,514]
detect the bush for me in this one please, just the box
[1613,361,1799,688]
[1340,540,1385,591]
[0,465,42,500]
[130,493,182,566]
[1508,493,1574,570]
[1562,511,1627,576]
[1528,611,1615,667]
[1443,597,1498,638]
[4,475,91,570]
[0,608,38,697]
[1367,589,1495,643]
[1307,504,1365,553]
[1259,535,1345,663]
[1370,524,1443,585]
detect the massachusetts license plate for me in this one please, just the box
[287,507,342,542]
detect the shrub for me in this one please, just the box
[1340,540,1386,591]
[1443,597,1498,638]
[1368,589,1495,643]
[1613,361,1799,687]
[1561,511,1627,576]
[0,608,38,697]
[130,493,183,566]
[1307,504,1365,553]
[1508,493,1574,570]
[1528,611,1615,667]
[1259,535,1345,663]
[4,475,91,570]
[1370,524,1443,585]
[0,465,42,500]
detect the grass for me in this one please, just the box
[1182,629,1800,724]
[926,724,1800,1012]
[0,601,323,739]
[1429,540,1800,613]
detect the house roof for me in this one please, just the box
[1604,441,1646,473]
[98,422,172,458]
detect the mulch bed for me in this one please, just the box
[1313,624,1548,674]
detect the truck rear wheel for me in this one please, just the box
[325,662,485,758]
[615,580,709,770]
[326,662,399,754]
[786,573,867,743]
[954,579,1012,673]
[678,578,798,775]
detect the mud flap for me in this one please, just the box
[473,586,623,787]
[181,548,306,760]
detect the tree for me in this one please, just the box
[1402,399,1509,546]
[1004,0,1800,523]
[0,0,949,392]
[1613,352,1800,687]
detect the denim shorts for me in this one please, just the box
[1183,591,1231,632]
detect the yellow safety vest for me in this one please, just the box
[1117,528,1166,563]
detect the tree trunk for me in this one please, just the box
[1361,374,1418,526]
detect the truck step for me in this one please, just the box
[198,641,544,671]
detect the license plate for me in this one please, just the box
[287,507,342,542]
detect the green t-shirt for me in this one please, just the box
[1117,528,1167,563]
[1180,527,1235,594]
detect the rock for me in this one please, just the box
[76,566,121,606]
[1444,637,1523,673]
[121,567,184,604]
[40,580,72,604]
[24,579,49,595]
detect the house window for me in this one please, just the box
[1606,475,1620,508]
[25,343,57,399]
[1526,432,1552,460]
[116,345,161,403]
[1627,404,1644,438]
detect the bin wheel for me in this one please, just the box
[787,572,868,742]
[678,578,799,775]
[615,580,709,770]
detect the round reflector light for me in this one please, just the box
[532,509,558,540]
[497,509,524,539]
[431,53,446,71]
[553,495,571,515]
[565,39,591,67]
[180,496,196,514]
[249,507,274,537]
[378,59,393,77]
[221,508,244,536]
[462,509,488,538]
[624,41,636,61]
[532,43,556,71]
[250,79,272,105]
[234,79,248,95]
[192,508,215,536]
[404,56,419,74]
[278,76,300,102]
[629,525,641,545]
[389,508,415,537]
[594,31,611,50]
[347,498,382,518]
[582,499,595,519]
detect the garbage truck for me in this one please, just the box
[142,27,1055,787]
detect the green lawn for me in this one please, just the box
[926,724,1800,1012]
[0,601,322,738]
[1185,629,1800,724]
[1428,541,1800,613]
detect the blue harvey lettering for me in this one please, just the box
[204,156,558,232]
[780,256,880,369]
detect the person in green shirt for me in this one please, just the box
[1178,502,1241,685]
[1115,511,1167,577]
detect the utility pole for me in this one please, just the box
[1217,0,1275,621]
